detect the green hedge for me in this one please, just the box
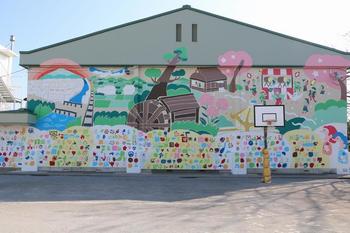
[94,111,128,125]
[171,121,218,136]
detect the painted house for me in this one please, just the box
[190,68,227,92]
[1,5,349,174]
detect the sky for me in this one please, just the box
[1,0,350,99]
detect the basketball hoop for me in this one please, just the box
[254,105,285,127]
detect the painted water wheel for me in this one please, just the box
[127,99,171,132]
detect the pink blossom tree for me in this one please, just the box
[218,50,253,93]
[199,93,229,125]
[304,54,350,100]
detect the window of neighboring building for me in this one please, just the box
[192,24,198,42]
[176,24,182,42]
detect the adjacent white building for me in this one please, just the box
[0,44,20,110]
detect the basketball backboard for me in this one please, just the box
[254,105,285,127]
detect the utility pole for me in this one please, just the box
[10,35,15,51]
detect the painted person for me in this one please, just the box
[302,98,309,113]
[320,85,325,95]
[272,88,284,105]
[244,79,250,91]
[263,76,271,87]
[285,78,291,88]
[294,81,301,93]
[310,79,316,87]
[259,91,267,103]
[250,84,257,96]
[309,86,317,102]
[303,79,308,92]
[277,76,285,88]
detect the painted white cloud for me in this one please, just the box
[96,85,116,95]
[123,85,136,95]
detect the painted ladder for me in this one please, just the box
[82,90,94,127]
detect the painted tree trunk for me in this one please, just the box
[147,55,179,100]
[146,82,169,100]
[229,60,244,93]
[338,79,347,100]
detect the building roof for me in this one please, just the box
[190,67,226,82]
[160,93,199,112]
[20,5,350,67]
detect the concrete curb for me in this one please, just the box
[0,170,347,179]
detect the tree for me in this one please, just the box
[229,108,254,131]
[304,54,350,101]
[217,50,252,93]
[144,68,161,83]
[147,48,188,100]
[134,90,150,105]
[171,69,186,81]
[199,93,229,126]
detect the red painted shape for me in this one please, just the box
[32,58,89,80]
[262,88,269,99]
[287,87,293,99]
[273,68,280,75]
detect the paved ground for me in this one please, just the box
[0,174,349,233]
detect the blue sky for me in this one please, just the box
[1,0,349,99]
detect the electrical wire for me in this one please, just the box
[0,68,26,79]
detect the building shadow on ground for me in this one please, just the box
[0,174,348,203]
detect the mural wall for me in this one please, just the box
[0,49,349,174]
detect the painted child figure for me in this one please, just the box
[302,98,309,113]
[294,81,301,93]
[320,85,325,95]
[309,86,317,102]
[250,84,257,96]
[259,91,267,103]
[272,88,283,105]
[303,79,309,92]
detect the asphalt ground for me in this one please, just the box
[0,174,349,233]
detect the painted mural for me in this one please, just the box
[0,49,349,174]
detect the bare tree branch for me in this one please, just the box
[150,77,159,84]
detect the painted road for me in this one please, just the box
[0,175,349,233]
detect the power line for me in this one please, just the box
[0,68,26,79]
